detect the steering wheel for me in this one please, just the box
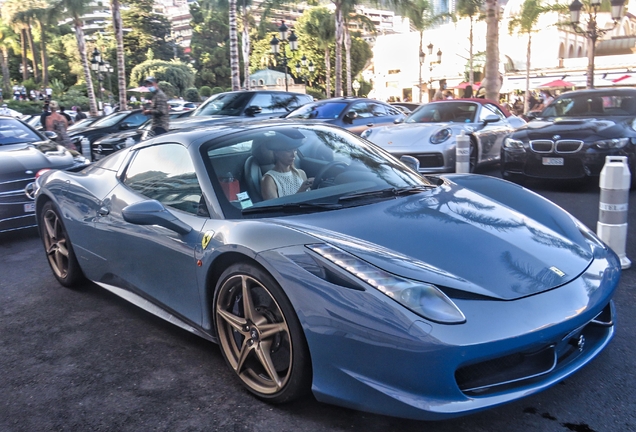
[311,161,348,190]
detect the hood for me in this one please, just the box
[0,141,75,182]
[67,126,93,137]
[521,117,629,140]
[367,122,466,148]
[94,130,141,144]
[171,115,243,129]
[276,180,593,300]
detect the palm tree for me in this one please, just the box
[30,0,59,87]
[483,0,500,101]
[111,0,127,110]
[303,7,335,97]
[342,9,375,97]
[333,2,344,97]
[0,19,18,95]
[229,0,240,90]
[58,0,98,116]
[239,0,253,90]
[4,0,34,82]
[456,0,483,86]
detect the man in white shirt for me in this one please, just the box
[0,103,12,116]
[103,104,114,115]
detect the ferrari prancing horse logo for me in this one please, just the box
[202,231,214,249]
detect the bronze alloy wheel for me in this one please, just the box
[215,272,294,397]
[42,207,71,280]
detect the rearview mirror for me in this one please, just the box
[122,200,192,235]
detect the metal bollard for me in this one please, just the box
[597,156,631,269]
[80,137,92,162]
[456,130,470,173]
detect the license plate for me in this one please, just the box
[24,203,35,213]
[542,157,564,166]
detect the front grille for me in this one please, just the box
[415,153,444,168]
[555,140,584,153]
[529,140,553,153]
[0,177,34,204]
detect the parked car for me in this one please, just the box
[284,97,405,135]
[361,99,526,173]
[0,117,89,232]
[170,90,313,130]
[390,102,421,114]
[91,120,153,161]
[68,116,101,130]
[501,88,636,184]
[35,120,618,420]
[66,109,150,158]
[168,99,198,111]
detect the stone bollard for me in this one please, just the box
[597,156,631,269]
[80,137,92,162]
[456,130,470,173]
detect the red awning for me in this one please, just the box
[455,82,480,89]
[539,79,576,88]
[612,74,632,83]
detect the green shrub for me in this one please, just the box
[4,100,44,115]
[199,86,213,97]
[306,88,324,100]
[211,86,224,95]
[158,81,177,99]
[58,89,90,113]
[184,87,200,102]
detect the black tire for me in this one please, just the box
[213,262,311,403]
[39,201,85,287]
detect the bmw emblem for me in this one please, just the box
[552,135,561,140]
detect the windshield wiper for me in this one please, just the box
[242,202,343,215]
[338,185,433,202]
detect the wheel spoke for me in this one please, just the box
[54,249,65,274]
[216,307,248,333]
[235,340,252,373]
[241,276,258,322]
[57,239,69,258]
[43,214,56,241]
[255,340,282,389]
[258,322,287,340]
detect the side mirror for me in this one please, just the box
[400,155,420,173]
[344,111,358,124]
[394,117,405,124]
[483,114,500,124]
[526,111,539,121]
[43,131,58,140]
[245,105,262,117]
[119,122,133,130]
[122,200,192,235]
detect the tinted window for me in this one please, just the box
[407,102,477,123]
[91,112,129,127]
[479,104,505,121]
[123,143,204,215]
[125,112,149,127]
[195,92,253,116]
[543,93,636,117]
[0,118,42,144]
[286,102,349,119]
[369,103,389,117]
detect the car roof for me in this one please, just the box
[426,98,512,117]
[554,87,636,98]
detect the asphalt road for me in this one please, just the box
[1,170,635,432]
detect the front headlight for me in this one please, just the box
[360,129,372,139]
[503,137,525,149]
[593,138,629,149]
[308,244,466,324]
[430,128,452,144]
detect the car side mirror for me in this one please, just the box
[344,111,358,124]
[394,117,405,124]
[43,131,58,140]
[245,106,262,117]
[400,155,420,173]
[483,114,500,124]
[122,200,192,235]
[526,111,539,121]
[119,122,133,130]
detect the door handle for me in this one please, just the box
[366,123,374,127]
[98,206,110,216]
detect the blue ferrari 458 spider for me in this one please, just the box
[34,120,619,420]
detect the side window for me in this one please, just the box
[125,112,149,127]
[369,103,388,117]
[123,143,205,216]
[250,93,275,114]
[483,104,506,120]
[479,104,503,122]
[350,102,372,118]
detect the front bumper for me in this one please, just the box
[0,176,36,232]
[388,143,457,174]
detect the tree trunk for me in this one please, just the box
[229,0,240,91]
[586,21,596,89]
[20,28,28,81]
[241,7,250,90]
[111,0,127,110]
[344,24,352,97]
[26,26,39,83]
[334,6,343,97]
[418,31,423,103]
[325,46,331,98]
[38,20,48,87]
[524,33,531,114]
[74,18,98,116]
[484,0,501,101]
[1,47,11,95]
[469,17,474,85]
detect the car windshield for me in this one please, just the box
[194,92,253,116]
[90,112,129,127]
[285,102,349,119]
[406,102,477,123]
[203,124,434,219]
[542,93,636,117]
[0,118,43,145]
[69,118,97,130]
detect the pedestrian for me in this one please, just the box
[462,85,473,98]
[103,103,114,115]
[142,77,169,136]
[74,107,87,121]
[45,100,76,151]
[0,103,11,116]
[433,88,444,101]
[40,102,51,127]
[444,91,454,100]
[60,106,73,125]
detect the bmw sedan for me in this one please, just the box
[35,120,619,420]
[501,88,636,184]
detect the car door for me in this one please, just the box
[342,101,375,135]
[91,143,208,325]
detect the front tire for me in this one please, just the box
[39,201,85,287]
[214,262,311,403]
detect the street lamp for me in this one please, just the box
[91,48,105,108]
[569,0,625,89]
[427,44,443,94]
[295,54,311,87]
[270,20,299,92]
[418,50,426,102]
[352,80,360,97]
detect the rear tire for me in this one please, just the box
[39,201,85,287]
[214,262,311,404]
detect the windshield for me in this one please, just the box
[542,93,636,117]
[194,92,253,116]
[285,102,349,119]
[0,118,43,145]
[203,124,432,219]
[90,112,129,127]
[407,102,477,123]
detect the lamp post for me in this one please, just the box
[270,20,298,92]
[295,54,312,88]
[352,80,360,97]
[418,50,426,103]
[569,0,625,89]
[426,44,443,96]
[90,48,104,110]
